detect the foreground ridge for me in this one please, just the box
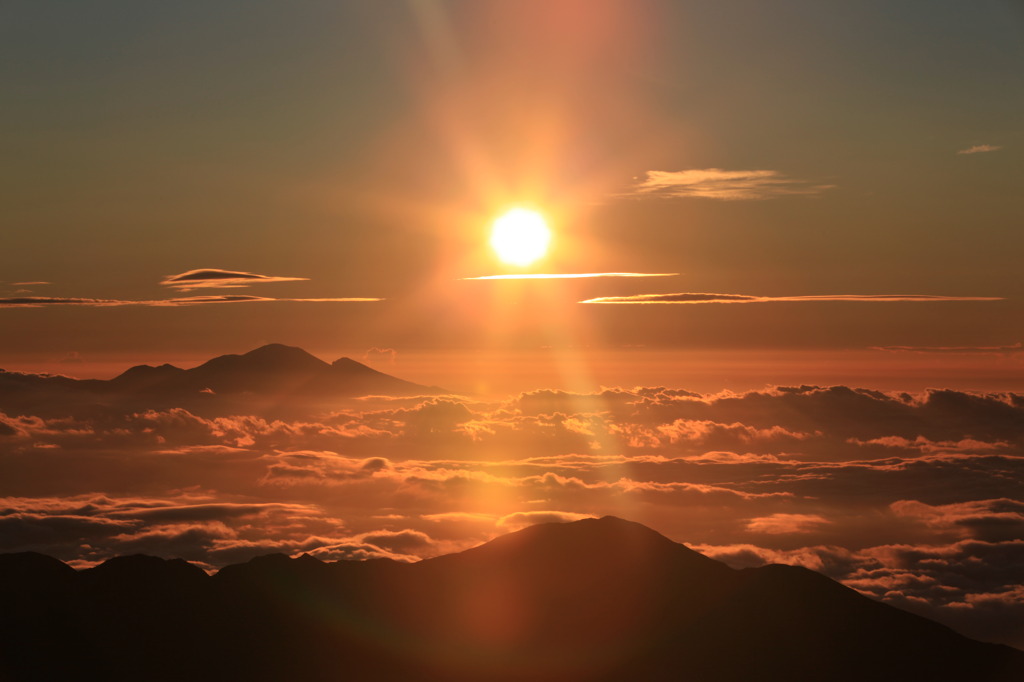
[1,517,1022,682]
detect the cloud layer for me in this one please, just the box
[2,383,1022,648]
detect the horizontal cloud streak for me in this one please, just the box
[0,295,382,308]
[161,268,309,291]
[745,513,829,534]
[871,343,1022,355]
[629,169,833,200]
[958,144,1002,155]
[462,272,678,280]
[581,292,1004,304]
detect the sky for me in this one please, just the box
[2,0,1024,652]
[2,0,1022,387]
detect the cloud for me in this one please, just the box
[6,384,1021,458]
[363,347,397,364]
[628,169,834,200]
[0,297,138,307]
[496,511,594,531]
[0,513,136,552]
[462,273,679,280]
[656,418,815,451]
[957,144,1002,155]
[103,502,314,524]
[745,513,830,534]
[0,295,382,308]
[581,292,1003,304]
[870,343,1022,355]
[0,493,341,564]
[160,268,309,291]
[890,499,1024,542]
[848,436,1010,454]
[358,528,435,553]
[1,282,52,296]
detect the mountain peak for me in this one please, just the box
[0,551,76,585]
[80,554,209,593]
[111,362,185,385]
[474,515,692,553]
[428,515,732,585]
[192,344,329,376]
[331,355,386,374]
[241,343,328,366]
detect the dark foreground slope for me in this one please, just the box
[1,517,1021,682]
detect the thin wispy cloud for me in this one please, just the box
[629,169,834,200]
[363,347,398,365]
[957,144,1002,155]
[463,272,678,281]
[0,295,382,308]
[161,268,309,291]
[871,342,1022,355]
[1,281,51,295]
[581,292,1004,304]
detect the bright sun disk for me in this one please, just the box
[490,209,551,266]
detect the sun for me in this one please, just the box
[490,208,551,266]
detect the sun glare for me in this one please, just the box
[490,209,551,266]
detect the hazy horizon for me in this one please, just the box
[6,345,1024,398]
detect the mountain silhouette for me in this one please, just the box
[0,344,444,416]
[1,516,1021,682]
[171,343,331,391]
[114,343,440,398]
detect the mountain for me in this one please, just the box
[0,344,444,416]
[106,362,187,391]
[1,517,1021,682]
[112,343,440,398]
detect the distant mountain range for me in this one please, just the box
[0,344,444,416]
[1,517,1021,681]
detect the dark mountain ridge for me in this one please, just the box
[0,344,444,416]
[1,517,1021,682]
